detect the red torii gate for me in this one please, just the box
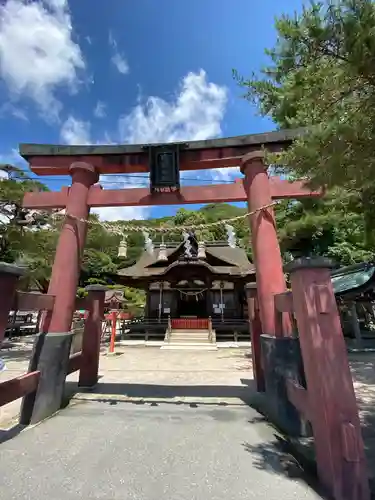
[5,129,369,499]
[21,129,318,373]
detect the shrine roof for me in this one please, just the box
[117,242,255,281]
[19,128,304,157]
[332,262,375,297]
[105,290,124,303]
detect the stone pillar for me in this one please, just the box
[43,162,99,334]
[245,283,265,392]
[285,257,370,499]
[0,263,27,345]
[79,285,106,388]
[241,152,291,336]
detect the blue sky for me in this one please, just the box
[0,0,305,221]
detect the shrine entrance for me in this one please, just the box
[18,130,320,393]
[21,130,319,346]
[177,288,207,318]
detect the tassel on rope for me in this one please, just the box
[157,234,168,261]
[142,230,154,255]
[117,235,128,258]
[197,241,206,259]
[183,231,192,257]
[225,224,236,248]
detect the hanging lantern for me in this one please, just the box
[225,224,237,248]
[157,243,168,262]
[197,241,206,259]
[117,236,128,258]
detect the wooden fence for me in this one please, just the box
[273,258,370,500]
[0,291,55,411]
[0,283,106,424]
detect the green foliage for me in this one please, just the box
[275,190,373,265]
[0,169,53,290]
[234,0,375,240]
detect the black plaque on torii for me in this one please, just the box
[145,143,186,194]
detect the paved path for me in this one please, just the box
[0,400,323,499]
[0,345,326,498]
[1,344,374,498]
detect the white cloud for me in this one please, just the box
[0,148,26,168]
[119,70,227,143]
[0,102,28,121]
[94,101,106,119]
[60,116,91,144]
[182,166,241,185]
[108,30,116,48]
[111,53,129,75]
[93,205,148,223]
[109,31,129,75]
[10,107,28,121]
[0,0,85,120]
[44,0,68,10]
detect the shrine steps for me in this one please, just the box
[162,328,217,350]
[161,344,217,351]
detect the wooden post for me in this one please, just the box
[109,310,117,354]
[79,285,106,388]
[285,257,370,500]
[0,263,27,346]
[245,283,265,392]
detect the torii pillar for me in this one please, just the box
[42,162,99,333]
[22,162,99,424]
[241,151,291,337]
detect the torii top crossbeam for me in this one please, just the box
[21,127,318,209]
[21,128,303,175]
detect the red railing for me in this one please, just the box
[0,371,40,407]
[0,290,55,410]
[171,318,209,329]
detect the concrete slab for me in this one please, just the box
[0,401,324,499]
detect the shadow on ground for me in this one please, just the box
[243,434,330,499]
[64,379,257,407]
[0,424,26,444]
[349,353,375,384]
[62,378,326,497]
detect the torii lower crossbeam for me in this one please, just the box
[23,177,320,210]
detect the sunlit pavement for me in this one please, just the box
[0,399,324,499]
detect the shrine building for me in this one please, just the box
[116,233,255,342]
